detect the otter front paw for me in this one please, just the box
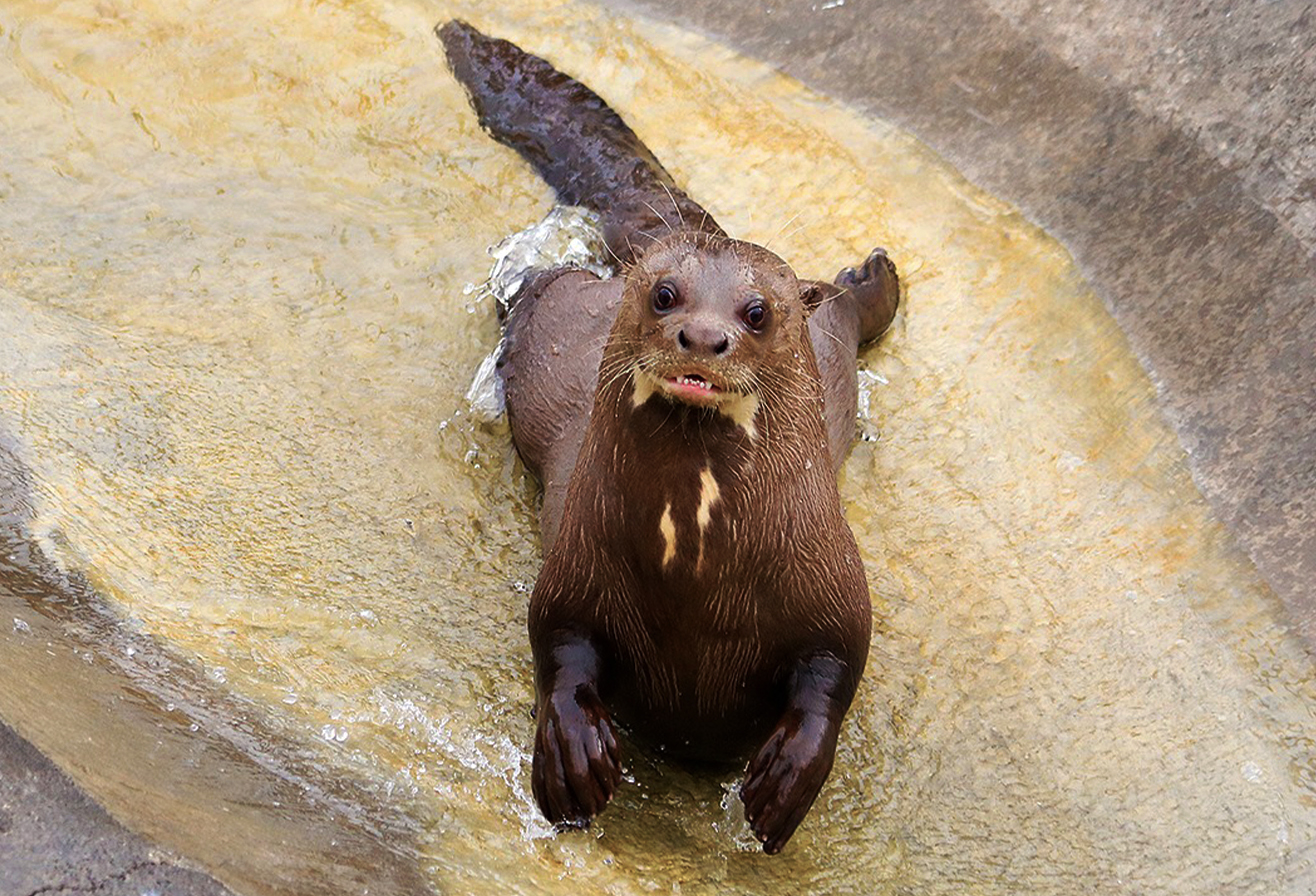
[740,710,839,854]
[531,688,622,826]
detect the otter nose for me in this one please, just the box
[677,320,730,356]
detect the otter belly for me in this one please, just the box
[605,612,785,762]
[594,447,796,761]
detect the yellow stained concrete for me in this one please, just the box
[0,1,1312,893]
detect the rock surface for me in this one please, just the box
[0,721,234,896]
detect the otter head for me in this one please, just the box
[610,232,822,435]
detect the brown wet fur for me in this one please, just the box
[439,20,899,854]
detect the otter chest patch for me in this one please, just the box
[716,393,759,441]
[695,466,720,572]
[655,465,724,574]
[659,503,677,568]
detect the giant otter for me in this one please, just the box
[438,21,899,854]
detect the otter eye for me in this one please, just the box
[651,281,679,313]
[742,299,769,332]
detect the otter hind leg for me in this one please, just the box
[834,247,900,345]
[499,268,623,545]
[806,247,901,467]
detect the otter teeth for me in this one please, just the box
[674,375,714,391]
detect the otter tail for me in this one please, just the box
[437,20,724,262]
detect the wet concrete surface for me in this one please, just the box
[0,721,234,896]
[2,1,1313,893]
[2,428,233,896]
[0,433,429,896]
[600,0,1316,647]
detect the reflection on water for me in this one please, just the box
[1,0,1313,894]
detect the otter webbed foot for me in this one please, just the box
[741,707,839,854]
[532,688,621,825]
[834,247,900,345]
[740,652,854,854]
[530,637,622,826]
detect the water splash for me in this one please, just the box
[466,206,613,421]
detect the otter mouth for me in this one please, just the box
[633,364,754,415]
[632,364,761,436]
[664,372,721,404]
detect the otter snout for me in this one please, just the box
[676,317,731,356]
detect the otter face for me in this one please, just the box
[620,234,809,427]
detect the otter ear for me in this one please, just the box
[800,282,827,316]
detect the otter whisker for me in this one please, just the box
[641,200,675,235]
[763,210,802,252]
[660,182,686,229]
[775,218,812,245]
[600,236,628,270]
[820,327,846,349]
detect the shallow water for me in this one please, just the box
[1,1,1313,894]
